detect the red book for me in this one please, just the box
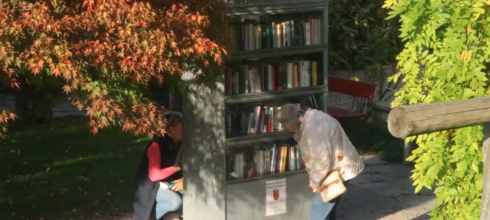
[271,65,276,90]
[267,114,272,133]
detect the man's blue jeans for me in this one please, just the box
[155,187,182,219]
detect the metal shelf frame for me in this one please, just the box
[225,44,328,61]
[226,131,293,147]
[226,0,328,16]
[225,85,327,104]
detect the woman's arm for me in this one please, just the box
[147,142,180,182]
[304,127,332,187]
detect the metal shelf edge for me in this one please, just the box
[226,132,293,147]
[226,169,307,185]
[227,1,328,16]
[225,44,328,61]
[225,85,327,104]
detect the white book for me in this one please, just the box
[286,62,293,89]
[247,112,254,134]
[290,147,296,171]
[296,146,302,170]
[235,154,244,178]
[290,20,295,47]
[301,61,306,87]
[253,67,262,92]
[283,21,289,47]
[265,150,271,174]
[276,23,281,48]
[269,107,274,132]
[248,24,254,51]
[304,61,311,86]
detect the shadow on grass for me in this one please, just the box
[0,116,150,220]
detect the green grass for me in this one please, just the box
[340,120,404,163]
[0,116,402,219]
[0,117,149,220]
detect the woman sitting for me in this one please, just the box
[132,112,184,220]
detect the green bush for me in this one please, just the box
[329,0,403,100]
[384,0,489,218]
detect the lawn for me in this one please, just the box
[0,116,402,220]
[0,117,149,220]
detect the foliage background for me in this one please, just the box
[328,0,403,101]
[383,0,490,218]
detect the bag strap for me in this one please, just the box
[335,122,344,171]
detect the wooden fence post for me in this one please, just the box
[386,97,490,219]
[481,123,490,219]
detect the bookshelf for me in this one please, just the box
[219,0,329,219]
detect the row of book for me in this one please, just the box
[225,99,319,137]
[229,144,304,180]
[230,19,323,51]
[224,60,319,95]
[226,105,285,137]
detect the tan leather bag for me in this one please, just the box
[318,122,346,202]
[318,156,346,202]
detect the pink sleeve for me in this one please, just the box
[147,142,176,182]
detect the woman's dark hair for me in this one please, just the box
[164,111,183,130]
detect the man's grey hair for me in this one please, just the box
[277,104,302,131]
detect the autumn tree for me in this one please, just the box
[0,0,227,137]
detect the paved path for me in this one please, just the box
[337,155,436,220]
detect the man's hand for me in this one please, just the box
[309,183,320,192]
[293,132,301,142]
[173,166,181,172]
[171,178,183,192]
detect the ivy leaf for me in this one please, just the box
[471,163,478,174]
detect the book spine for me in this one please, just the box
[312,61,317,86]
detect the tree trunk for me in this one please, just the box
[481,123,490,219]
[181,71,226,220]
[387,97,490,138]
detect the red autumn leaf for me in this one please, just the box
[53,68,60,76]
[0,0,227,138]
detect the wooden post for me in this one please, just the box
[181,70,226,220]
[482,123,490,219]
[386,98,490,219]
[387,97,490,138]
